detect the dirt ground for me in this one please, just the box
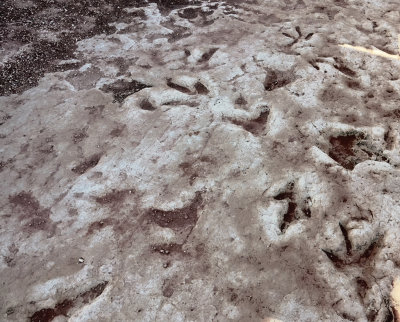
[1,0,400,321]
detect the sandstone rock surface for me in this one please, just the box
[1,0,400,321]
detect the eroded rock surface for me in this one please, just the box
[1,0,400,321]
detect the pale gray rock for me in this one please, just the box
[1,0,400,321]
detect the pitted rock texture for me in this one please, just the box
[1,0,400,321]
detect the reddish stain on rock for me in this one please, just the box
[9,191,55,235]
[167,78,192,94]
[94,189,134,206]
[146,192,203,230]
[333,57,356,77]
[162,279,175,298]
[72,128,88,143]
[264,69,293,91]
[87,218,113,235]
[109,125,126,137]
[235,95,247,106]
[101,79,151,103]
[328,134,359,170]
[199,48,218,63]
[140,99,156,111]
[194,82,209,95]
[80,281,109,304]
[30,282,108,322]
[71,154,102,174]
[179,161,200,185]
[232,108,270,135]
[151,243,186,256]
[30,299,74,322]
